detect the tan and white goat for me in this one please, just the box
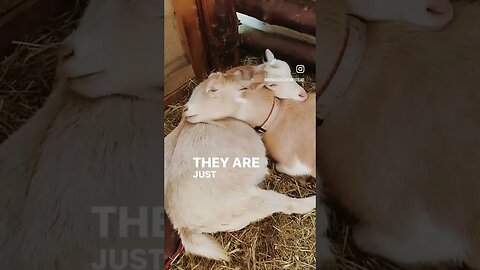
[165,72,317,262]
[317,0,480,269]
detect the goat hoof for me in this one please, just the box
[294,175,315,187]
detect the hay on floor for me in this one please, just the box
[0,1,83,142]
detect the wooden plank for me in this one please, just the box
[165,84,189,108]
[0,0,76,57]
[235,0,316,36]
[171,0,209,80]
[164,0,188,69]
[198,0,240,71]
[164,64,195,96]
[240,25,315,71]
[165,55,190,79]
[237,12,315,45]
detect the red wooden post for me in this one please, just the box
[198,0,240,71]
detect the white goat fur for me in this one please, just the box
[58,0,163,99]
[0,0,164,269]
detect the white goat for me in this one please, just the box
[0,80,69,268]
[58,0,163,100]
[317,0,480,269]
[227,49,308,102]
[0,0,165,269]
[165,71,317,261]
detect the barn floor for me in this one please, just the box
[0,5,469,270]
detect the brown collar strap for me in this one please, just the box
[254,97,280,134]
[317,16,366,126]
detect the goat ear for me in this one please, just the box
[234,68,256,80]
[265,49,276,63]
[248,81,264,91]
[208,72,221,78]
[233,70,243,77]
[205,77,216,91]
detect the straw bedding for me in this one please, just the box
[0,5,467,270]
[0,2,83,142]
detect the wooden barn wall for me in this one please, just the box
[164,0,195,99]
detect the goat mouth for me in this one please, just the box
[68,70,105,80]
[298,95,308,101]
[185,114,199,121]
[427,8,445,15]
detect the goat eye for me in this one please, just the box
[268,83,277,87]
[240,87,248,90]
[208,88,218,93]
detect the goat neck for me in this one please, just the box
[234,87,276,129]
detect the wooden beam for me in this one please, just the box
[0,0,76,58]
[198,0,240,71]
[171,0,209,80]
[235,0,316,36]
[164,64,195,97]
[237,12,315,45]
[164,84,189,109]
[240,25,315,71]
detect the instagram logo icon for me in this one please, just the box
[296,64,305,74]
